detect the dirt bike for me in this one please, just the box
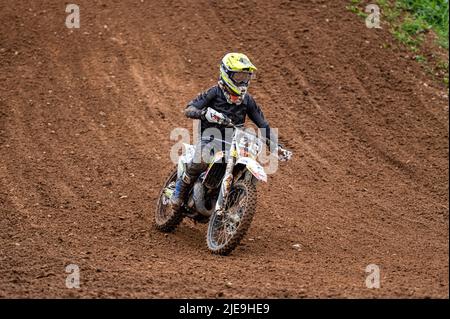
[155,110,292,255]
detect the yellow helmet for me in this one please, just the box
[219,53,257,104]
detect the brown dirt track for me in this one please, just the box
[0,0,448,298]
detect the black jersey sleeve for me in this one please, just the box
[246,96,278,148]
[185,86,218,119]
[188,86,218,109]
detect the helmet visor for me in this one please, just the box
[230,72,254,85]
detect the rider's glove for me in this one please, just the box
[277,144,292,162]
[203,107,233,126]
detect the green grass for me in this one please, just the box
[347,0,449,86]
[346,0,364,15]
[376,0,449,49]
[397,0,449,48]
[414,54,428,62]
[346,0,370,17]
[377,1,423,50]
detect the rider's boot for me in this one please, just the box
[169,173,192,212]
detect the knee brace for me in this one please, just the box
[185,161,209,180]
[181,171,193,184]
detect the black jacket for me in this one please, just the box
[185,85,276,145]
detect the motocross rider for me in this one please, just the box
[170,52,289,212]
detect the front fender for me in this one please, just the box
[236,157,267,182]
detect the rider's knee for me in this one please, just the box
[185,161,209,179]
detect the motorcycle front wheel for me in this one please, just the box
[206,179,257,255]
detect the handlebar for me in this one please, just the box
[225,119,293,161]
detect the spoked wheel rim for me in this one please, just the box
[208,185,247,250]
[156,179,175,225]
[155,168,184,231]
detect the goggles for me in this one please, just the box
[230,71,254,85]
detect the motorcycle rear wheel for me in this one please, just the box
[154,166,185,232]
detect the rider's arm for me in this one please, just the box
[185,105,205,119]
[184,86,218,119]
[246,97,278,150]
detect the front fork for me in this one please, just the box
[215,143,236,215]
